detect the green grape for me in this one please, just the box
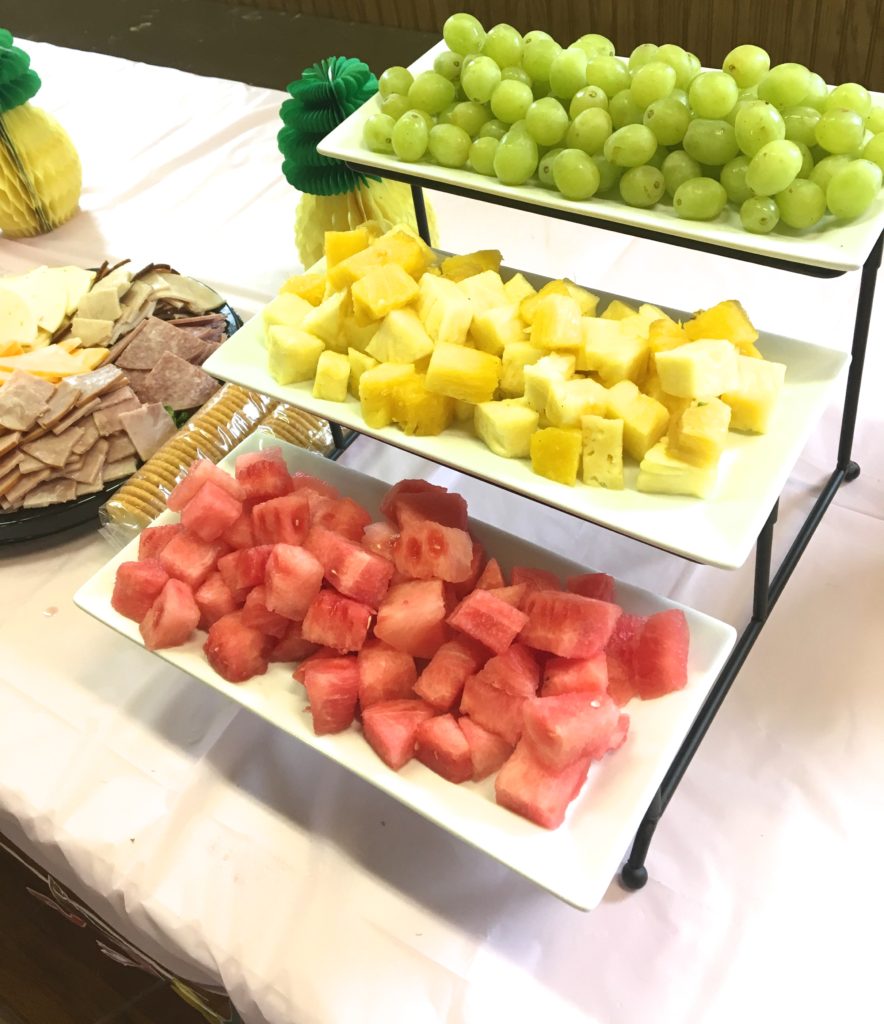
[619,165,665,207]
[570,87,608,117]
[722,44,770,89]
[720,155,753,203]
[411,109,435,130]
[603,124,658,167]
[391,110,429,161]
[809,154,853,192]
[592,153,624,191]
[826,159,883,219]
[526,97,570,146]
[566,107,613,154]
[381,94,412,121]
[522,36,562,83]
[689,71,739,119]
[794,142,814,178]
[745,139,803,195]
[610,90,645,128]
[775,178,826,228]
[726,95,759,126]
[523,30,553,45]
[469,136,499,175]
[657,43,695,90]
[648,146,669,169]
[449,100,491,136]
[662,149,702,197]
[783,105,821,147]
[506,118,532,138]
[538,147,564,186]
[815,108,866,154]
[867,107,884,134]
[673,177,728,219]
[824,82,872,119]
[553,148,601,199]
[438,102,458,125]
[479,118,508,140]
[443,12,486,56]
[734,101,786,156]
[644,96,691,145]
[462,55,502,103]
[549,47,589,99]
[433,51,464,82]
[490,80,533,123]
[493,130,539,184]
[630,61,677,108]
[481,23,523,68]
[799,73,828,112]
[573,33,615,59]
[684,53,702,82]
[629,43,660,71]
[740,195,780,233]
[670,88,690,108]
[586,57,631,97]
[408,71,456,114]
[682,119,739,165]
[501,66,531,86]
[863,133,884,173]
[363,112,395,153]
[379,66,413,99]
[428,123,471,167]
[757,63,812,109]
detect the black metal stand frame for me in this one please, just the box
[342,161,882,891]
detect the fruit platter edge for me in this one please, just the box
[74,434,737,910]
[318,40,884,274]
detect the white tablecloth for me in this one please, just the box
[2,42,883,1024]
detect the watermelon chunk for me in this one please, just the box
[139,578,200,651]
[495,741,591,829]
[217,545,274,592]
[484,584,528,609]
[204,611,271,682]
[447,589,528,655]
[112,560,169,623]
[138,524,182,561]
[290,472,339,500]
[634,609,689,699]
[540,654,609,698]
[520,591,622,658]
[311,496,373,542]
[167,459,244,512]
[264,544,323,621]
[605,613,646,705]
[522,692,620,771]
[414,714,473,783]
[292,645,340,683]
[374,579,449,659]
[459,717,513,781]
[608,713,630,753]
[452,540,486,599]
[270,620,317,663]
[159,530,225,590]
[460,673,527,746]
[413,636,489,711]
[393,519,475,583]
[251,492,311,546]
[361,698,437,770]
[362,521,398,562]
[567,572,616,603]
[305,526,393,608]
[511,566,561,592]
[357,639,417,708]
[180,480,243,543]
[474,558,505,590]
[235,450,293,503]
[381,479,469,531]
[194,571,241,630]
[301,589,373,652]
[475,642,540,697]
[222,511,256,550]
[303,656,360,735]
[241,585,290,639]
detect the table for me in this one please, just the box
[2,41,883,1024]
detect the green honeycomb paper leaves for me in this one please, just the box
[0,30,41,113]
[278,55,378,196]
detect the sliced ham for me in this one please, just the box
[5,468,51,504]
[139,351,219,411]
[117,316,209,370]
[37,379,82,429]
[0,431,21,459]
[21,424,85,468]
[119,402,176,460]
[93,396,142,437]
[50,397,101,436]
[72,419,100,455]
[0,371,54,431]
[106,432,136,461]
[67,365,126,402]
[68,438,108,484]
[103,455,138,482]
[23,478,78,508]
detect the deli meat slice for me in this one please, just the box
[72,419,100,455]
[98,385,137,409]
[50,397,101,436]
[140,351,219,411]
[23,478,78,509]
[37,380,82,429]
[0,371,55,431]
[119,402,176,460]
[21,424,85,467]
[67,365,126,403]
[5,468,50,505]
[68,438,108,484]
[117,316,209,370]
[0,448,21,476]
[121,369,152,403]
[0,431,20,459]
[103,455,138,482]
[93,396,142,437]
[105,432,136,461]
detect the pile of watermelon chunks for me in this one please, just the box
[111,447,689,829]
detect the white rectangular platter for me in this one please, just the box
[75,435,737,911]
[318,40,884,274]
[203,274,849,570]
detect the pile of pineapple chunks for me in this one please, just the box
[262,223,787,499]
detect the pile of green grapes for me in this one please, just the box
[362,13,884,234]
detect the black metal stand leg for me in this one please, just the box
[327,422,359,461]
[411,184,431,245]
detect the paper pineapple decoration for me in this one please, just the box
[0,30,82,238]
[278,55,436,268]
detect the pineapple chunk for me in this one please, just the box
[520,279,570,324]
[261,293,313,335]
[500,341,544,396]
[721,356,786,433]
[280,271,326,306]
[545,377,608,427]
[503,272,536,306]
[425,342,500,403]
[328,226,434,290]
[342,315,380,354]
[475,399,539,458]
[530,427,582,485]
[324,225,372,267]
[530,294,583,351]
[638,302,674,325]
[648,318,690,355]
[312,350,350,402]
[523,353,576,412]
[600,299,638,321]
[457,270,507,317]
[581,414,624,489]
[580,317,649,384]
[563,280,600,316]
[669,398,731,467]
[606,380,670,461]
[392,373,455,435]
[655,339,739,398]
[301,290,349,352]
[470,304,526,355]
[644,370,693,417]
[351,264,419,322]
[440,249,502,281]
[359,363,417,428]
[347,347,377,398]
[267,326,324,385]
[684,299,759,353]
[417,273,473,346]
[453,399,475,422]
[366,308,434,364]
[637,441,718,498]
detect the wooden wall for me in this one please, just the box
[236,0,884,90]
